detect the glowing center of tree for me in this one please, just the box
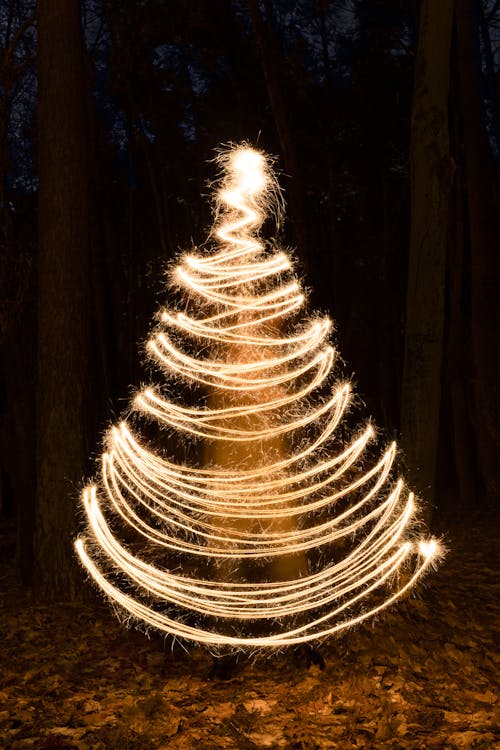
[75,144,441,647]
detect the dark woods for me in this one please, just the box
[0,0,499,599]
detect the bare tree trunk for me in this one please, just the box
[456,0,500,505]
[246,0,309,271]
[400,0,454,508]
[446,58,478,506]
[34,0,91,599]
[0,6,37,582]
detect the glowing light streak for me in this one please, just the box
[148,337,333,391]
[100,452,405,555]
[110,415,371,503]
[135,385,345,442]
[162,313,331,347]
[75,144,442,647]
[81,487,413,619]
[108,425,386,517]
[76,534,434,646]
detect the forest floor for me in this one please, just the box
[0,509,498,750]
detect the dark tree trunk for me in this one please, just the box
[455,0,500,505]
[400,0,454,508]
[0,7,37,582]
[34,0,91,599]
[445,57,478,507]
[246,0,309,271]
[1,310,36,584]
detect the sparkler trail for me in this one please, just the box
[75,144,442,647]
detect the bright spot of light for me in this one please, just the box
[419,538,439,559]
[230,147,267,195]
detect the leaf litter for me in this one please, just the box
[0,509,498,750]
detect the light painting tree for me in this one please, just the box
[75,144,441,648]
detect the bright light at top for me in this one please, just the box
[230,148,267,195]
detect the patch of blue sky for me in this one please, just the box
[82,0,109,58]
[7,68,38,193]
[482,0,500,71]
[0,0,36,47]
[153,42,222,97]
[81,1,134,159]
[259,0,361,86]
[179,103,197,143]
[3,1,37,193]
[390,22,413,57]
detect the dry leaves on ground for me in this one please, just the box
[0,509,498,750]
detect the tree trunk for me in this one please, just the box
[34,0,91,599]
[246,0,309,271]
[400,0,454,507]
[445,55,478,507]
[455,0,500,505]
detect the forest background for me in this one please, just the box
[0,0,499,600]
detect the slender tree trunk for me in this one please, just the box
[400,0,455,507]
[246,0,309,271]
[1,311,36,584]
[455,0,500,504]
[446,54,478,506]
[34,0,91,599]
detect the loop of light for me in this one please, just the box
[75,144,441,647]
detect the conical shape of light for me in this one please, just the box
[75,144,441,647]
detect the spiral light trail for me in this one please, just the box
[75,144,441,647]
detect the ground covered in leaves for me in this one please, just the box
[0,509,498,750]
